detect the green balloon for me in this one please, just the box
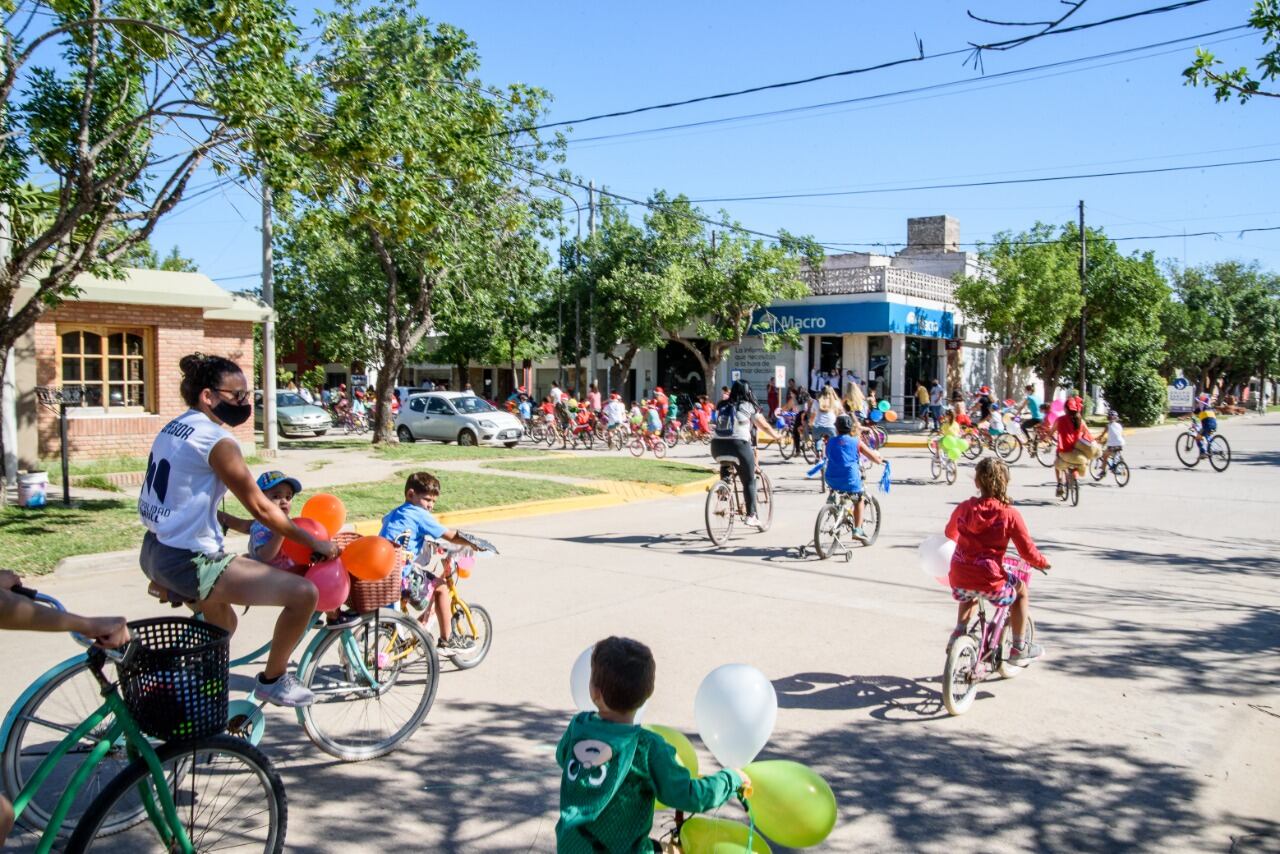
[743,760,837,849]
[878,400,891,412]
[646,724,700,810]
[680,816,772,854]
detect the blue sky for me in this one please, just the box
[145,0,1280,289]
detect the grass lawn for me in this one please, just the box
[6,471,596,575]
[1,500,142,574]
[41,453,263,480]
[484,456,713,487]
[372,442,546,462]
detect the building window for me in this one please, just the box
[58,327,151,411]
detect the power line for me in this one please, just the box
[505,0,1213,136]
[545,26,1248,149]
[821,224,1280,249]
[684,157,1280,203]
[968,0,1213,56]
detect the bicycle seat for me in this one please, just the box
[146,580,195,608]
[714,455,740,466]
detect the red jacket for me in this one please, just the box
[945,497,1048,593]
[1054,414,1091,454]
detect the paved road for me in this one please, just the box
[5,415,1279,852]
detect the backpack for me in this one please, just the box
[714,400,740,438]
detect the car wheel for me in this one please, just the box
[504,441,518,449]
[458,430,477,447]
[313,429,327,437]
[397,425,415,443]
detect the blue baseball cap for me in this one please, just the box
[256,471,302,494]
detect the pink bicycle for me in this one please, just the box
[941,555,1046,716]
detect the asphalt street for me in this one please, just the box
[4,414,1278,852]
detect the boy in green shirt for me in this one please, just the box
[556,637,749,853]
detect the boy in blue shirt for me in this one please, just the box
[823,414,884,543]
[380,471,474,654]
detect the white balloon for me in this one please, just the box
[918,534,956,580]
[694,664,777,770]
[570,644,595,712]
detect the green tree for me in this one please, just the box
[1184,0,1280,103]
[956,222,1168,397]
[273,0,559,441]
[0,0,301,417]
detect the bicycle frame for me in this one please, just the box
[13,670,193,854]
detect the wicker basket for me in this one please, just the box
[345,548,405,613]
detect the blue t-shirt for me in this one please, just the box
[379,502,446,559]
[518,400,532,420]
[1026,396,1042,419]
[824,434,864,494]
[249,520,293,569]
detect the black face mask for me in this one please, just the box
[212,399,253,427]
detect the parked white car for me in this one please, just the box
[394,392,523,447]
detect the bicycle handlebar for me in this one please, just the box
[9,584,129,662]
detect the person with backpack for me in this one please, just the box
[710,380,779,528]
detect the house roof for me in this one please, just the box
[17,268,274,323]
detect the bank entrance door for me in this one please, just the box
[809,336,843,389]
[905,337,937,418]
[867,336,891,402]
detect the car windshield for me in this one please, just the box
[277,393,309,407]
[452,396,496,415]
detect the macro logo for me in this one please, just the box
[759,309,826,332]
[905,310,940,334]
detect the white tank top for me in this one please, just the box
[137,409,235,553]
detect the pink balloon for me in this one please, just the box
[934,574,950,588]
[305,558,351,612]
[455,554,476,571]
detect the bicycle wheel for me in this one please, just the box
[663,424,679,448]
[1207,435,1231,472]
[1032,438,1055,468]
[1089,456,1106,481]
[704,481,734,546]
[942,635,980,716]
[628,436,645,458]
[298,611,438,761]
[1068,473,1080,507]
[962,432,982,461]
[995,433,1022,464]
[652,438,666,459]
[998,615,1036,680]
[860,495,881,546]
[581,430,595,451]
[67,734,285,853]
[1175,432,1200,467]
[930,455,942,480]
[777,432,795,460]
[754,470,773,532]
[812,504,844,560]
[2,659,145,838]
[945,460,958,485]
[801,436,817,465]
[448,603,492,671]
[1113,459,1131,487]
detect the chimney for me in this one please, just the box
[905,215,959,253]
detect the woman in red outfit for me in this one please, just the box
[1050,396,1094,499]
[945,458,1052,664]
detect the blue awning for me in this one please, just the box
[751,302,954,338]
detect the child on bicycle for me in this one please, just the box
[644,401,662,438]
[556,636,749,853]
[1193,392,1217,452]
[380,472,476,655]
[945,458,1051,664]
[1100,409,1125,468]
[824,414,884,543]
[217,471,303,570]
[0,570,130,845]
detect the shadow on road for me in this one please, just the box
[772,671,951,721]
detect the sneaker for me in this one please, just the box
[325,609,362,630]
[1007,641,1045,666]
[744,514,762,528]
[437,635,475,654]
[947,628,966,649]
[851,526,870,544]
[1055,484,1065,499]
[253,672,314,707]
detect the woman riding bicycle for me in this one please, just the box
[138,354,339,708]
[709,380,778,528]
[1048,396,1095,500]
[810,386,840,457]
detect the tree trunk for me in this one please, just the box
[611,344,639,399]
[372,338,404,445]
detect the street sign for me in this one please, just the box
[730,370,741,382]
[1172,377,1189,390]
[945,339,963,352]
[350,373,368,388]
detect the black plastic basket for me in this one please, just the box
[118,617,230,743]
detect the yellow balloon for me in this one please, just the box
[680,816,772,854]
[646,724,699,811]
[742,760,837,849]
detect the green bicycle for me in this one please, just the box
[3,587,437,839]
[5,589,286,852]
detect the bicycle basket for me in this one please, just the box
[347,549,404,613]
[118,618,230,743]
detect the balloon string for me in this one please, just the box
[741,794,757,852]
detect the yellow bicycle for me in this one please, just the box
[390,533,496,670]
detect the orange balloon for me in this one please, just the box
[342,535,397,582]
[884,410,898,422]
[301,493,346,537]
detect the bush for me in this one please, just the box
[1103,365,1166,426]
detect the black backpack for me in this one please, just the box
[714,400,739,438]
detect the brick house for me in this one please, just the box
[8,268,270,468]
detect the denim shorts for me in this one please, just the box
[951,569,1020,607]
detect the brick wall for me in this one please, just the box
[34,302,256,459]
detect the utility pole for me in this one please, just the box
[588,181,598,398]
[1078,200,1087,402]
[261,176,278,456]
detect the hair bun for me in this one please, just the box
[179,353,209,377]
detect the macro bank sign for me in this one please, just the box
[751,303,954,339]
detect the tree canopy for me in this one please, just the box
[1184,0,1280,103]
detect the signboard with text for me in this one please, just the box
[728,337,791,394]
[1167,385,1193,413]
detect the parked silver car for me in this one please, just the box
[395,391,523,447]
[253,390,333,437]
